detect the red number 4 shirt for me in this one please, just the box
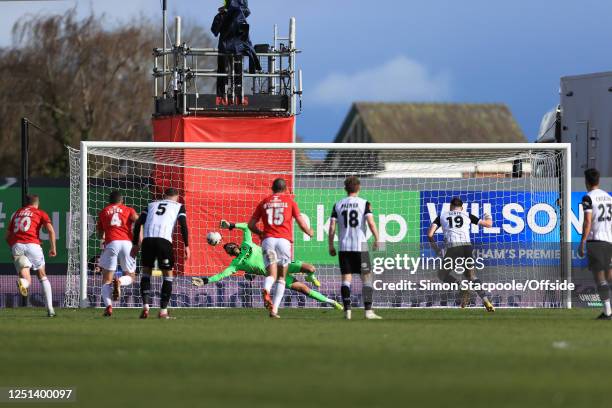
[97,204,137,244]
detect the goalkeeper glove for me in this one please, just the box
[220,220,235,230]
[191,277,210,287]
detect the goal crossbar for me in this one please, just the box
[81,141,571,151]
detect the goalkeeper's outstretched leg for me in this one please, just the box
[284,272,342,310]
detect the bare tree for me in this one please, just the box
[0,9,213,177]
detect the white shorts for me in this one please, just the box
[99,241,136,273]
[262,237,292,268]
[11,243,45,271]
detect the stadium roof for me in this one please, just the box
[333,102,526,143]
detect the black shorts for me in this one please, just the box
[444,245,474,261]
[338,251,371,275]
[586,241,612,272]
[141,238,174,270]
[442,245,475,274]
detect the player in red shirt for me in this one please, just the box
[96,191,139,317]
[249,178,313,318]
[5,194,57,317]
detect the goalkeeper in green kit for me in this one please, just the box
[192,220,343,310]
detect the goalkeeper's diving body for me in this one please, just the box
[193,221,343,310]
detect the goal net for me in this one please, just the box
[65,143,571,309]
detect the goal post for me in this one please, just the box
[66,142,572,309]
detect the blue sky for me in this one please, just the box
[2,0,612,142]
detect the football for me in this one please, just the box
[206,231,222,246]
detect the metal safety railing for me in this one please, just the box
[153,13,302,116]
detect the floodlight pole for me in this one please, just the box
[289,17,296,116]
[162,0,168,96]
[20,118,29,206]
[20,118,43,206]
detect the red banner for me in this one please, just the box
[152,116,295,276]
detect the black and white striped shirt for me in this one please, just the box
[142,200,186,243]
[331,197,372,252]
[433,210,480,247]
[582,189,612,243]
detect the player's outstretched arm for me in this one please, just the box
[208,265,238,283]
[192,265,238,286]
[221,221,253,244]
[236,223,253,244]
[328,218,337,256]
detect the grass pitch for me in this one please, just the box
[0,308,610,408]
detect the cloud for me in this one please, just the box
[311,56,451,105]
